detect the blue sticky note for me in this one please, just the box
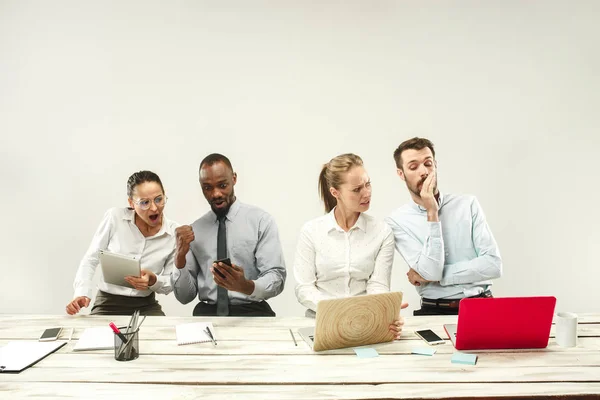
[412,347,437,356]
[451,352,478,365]
[353,347,379,358]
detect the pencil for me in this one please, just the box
[289,329,297,346]
[205,326,217,346]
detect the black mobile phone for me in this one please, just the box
[415,329,445,345]
[213,258,231,279]
[39,327,62,342]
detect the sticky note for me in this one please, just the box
[411,347,437,356]
[451,352,478,365]
[353,347,379,358]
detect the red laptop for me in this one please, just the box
[443,296,556,350]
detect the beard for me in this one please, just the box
[210,193,236,218]
[408,176,438,198]
[211,204,230,218]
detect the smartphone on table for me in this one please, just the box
[213,257,232,279]
[39,327,62,342]
[415,329,445,345]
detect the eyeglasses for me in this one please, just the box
[132,195,167,210]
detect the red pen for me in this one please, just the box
[109,322,128,344]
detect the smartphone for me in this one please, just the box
[213,258,231,279]
[415,329,445,345]
[39,327,62,342]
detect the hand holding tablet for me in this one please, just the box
[99,250,141,288]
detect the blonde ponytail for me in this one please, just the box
[318,154,364,213]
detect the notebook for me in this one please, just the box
[443,296,556,350]
[176,322,215,345]
[73,327,114,351]
[298,292,403,352]
[0,341,66,373]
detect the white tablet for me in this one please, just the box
[98,250,141,288]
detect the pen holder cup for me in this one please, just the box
[114,326,139,361]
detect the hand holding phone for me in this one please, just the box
[415,329,445,345]
[213,258,232,279]
[39,327,62,342]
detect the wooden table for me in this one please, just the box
[1,314,599,399]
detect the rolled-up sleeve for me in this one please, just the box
[386,216,446,282]
[149,246,176,295]
[171,243,200,305]
[248,214,286,301]
[440,198,502,286]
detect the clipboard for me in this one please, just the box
[0,341,66,373]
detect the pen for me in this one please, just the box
[125,310,139,358]
[109,322,128,344]
[68,328,74,342]
[289,329,298,346]
[136,316,147,331]
[204,326,217,346]
[116,312,136,358]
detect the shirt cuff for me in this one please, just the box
[440,272,454,286]
[74,287,93,299]
[149,277,163,292]
[170,268,182,286]
[428,221,442,238]
[249,279,267,301]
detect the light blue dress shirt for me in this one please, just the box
[171,200,286,305]
[385,192,502,299]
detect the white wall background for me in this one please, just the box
[1,0,598,317]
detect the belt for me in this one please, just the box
[421,291,493,309]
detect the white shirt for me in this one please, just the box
[294,209,395,312]
[73,207,178,299]
[385,192,502,299]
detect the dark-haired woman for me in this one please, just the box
[66,171,178,316]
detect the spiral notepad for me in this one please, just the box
[175,322,215,345]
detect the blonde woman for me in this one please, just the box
[293,154,407,338]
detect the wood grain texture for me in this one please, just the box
[0,314,598,399]
[2,382,600,400]
[1,336,599,356]
[2,323,600,343]
[313,292,403,351]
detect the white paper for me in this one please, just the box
[0,341,65,372]
[175,322,214,345]
[73,327,114,351]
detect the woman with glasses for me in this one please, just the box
[65,171,178,316]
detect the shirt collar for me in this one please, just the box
[412,191,445,213]
[212,199,241,223]
[124,208,135,222]
[326,207,367,233]
[124,208,174,236]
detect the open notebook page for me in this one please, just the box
[176,322,215,345]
